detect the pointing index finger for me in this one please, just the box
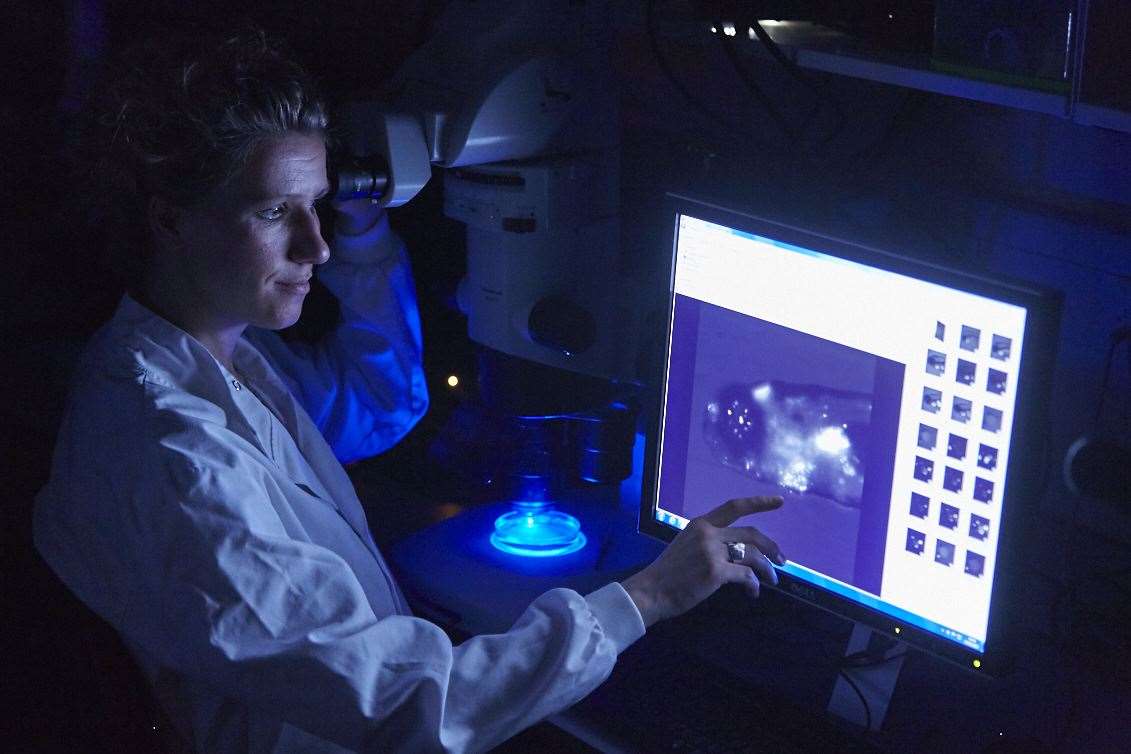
[700,496,783,528]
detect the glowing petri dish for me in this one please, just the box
[490,503,587,557]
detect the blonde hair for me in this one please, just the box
[78,29,328,281]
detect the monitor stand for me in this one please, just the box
[827,622,906,731]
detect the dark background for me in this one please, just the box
[4,2,1129,752]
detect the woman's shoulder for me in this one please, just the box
[65,306,234,443]
[77,297,223,393]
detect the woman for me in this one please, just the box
[33,30,785,753]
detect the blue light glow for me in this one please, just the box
[490,502,587,558]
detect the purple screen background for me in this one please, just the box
[656,295,904,595]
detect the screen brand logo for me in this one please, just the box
[788,581,818,601]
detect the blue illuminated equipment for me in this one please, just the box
[485,431,590,559]
[640,194,1061,677]
[490,501,587,557]
[464,399,636,558]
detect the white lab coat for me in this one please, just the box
[32,215,646,753]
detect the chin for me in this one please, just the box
[275,313,304,331]
[256,305,304,332]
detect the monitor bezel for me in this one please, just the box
[638,193,1061,676]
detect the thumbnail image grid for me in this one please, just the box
[901,319,1014,580]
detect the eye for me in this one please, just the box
[256,204,287,221]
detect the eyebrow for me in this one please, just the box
[247,185,332,203]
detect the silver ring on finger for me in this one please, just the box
[725,541,746,563]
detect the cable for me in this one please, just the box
[748,19,811,85]
[643,3,931,196]
[717,26,798,142]
[836,88,927,174]
[748,20,848,145]
[705,20,829,149]
[1092,325,1131,427]
[645,0,774,150]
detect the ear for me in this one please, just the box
[147,195,185,251]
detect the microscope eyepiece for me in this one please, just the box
[330,155,390,202]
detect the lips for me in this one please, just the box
[277,277,311,294]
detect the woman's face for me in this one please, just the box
[172,132,331,333]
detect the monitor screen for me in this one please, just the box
[640,194,1059,672]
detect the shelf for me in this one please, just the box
[749,21,1130,134]
[1073,103,1131,133]
[793,48,1068,117]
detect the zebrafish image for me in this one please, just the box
[703,380,872,507]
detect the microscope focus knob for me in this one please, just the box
[527,295,596,357]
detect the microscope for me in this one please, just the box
[332,1,647,557]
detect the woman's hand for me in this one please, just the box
[331,197,383,236]
[621,496,785,628]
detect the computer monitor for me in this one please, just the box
[640,194,1060,674]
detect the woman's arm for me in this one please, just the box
[37,404,642,753]
[246,207,429,463]
[35,380,780,753]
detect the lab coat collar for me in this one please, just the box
[113,296,366,542]
[111,295,286,475]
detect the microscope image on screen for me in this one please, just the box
[703,380,871,507]
[664,301,905,591]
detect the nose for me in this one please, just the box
[289,207,331,266]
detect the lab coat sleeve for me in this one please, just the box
[119,412,645,753]
[246,213,429,464]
